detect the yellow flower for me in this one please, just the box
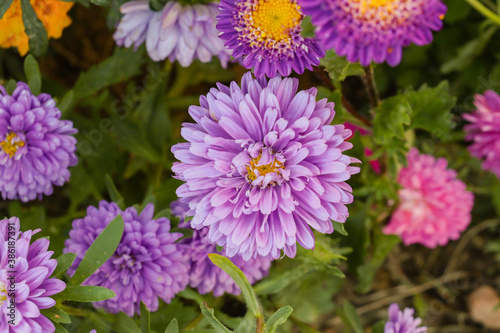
[0,0,74,56]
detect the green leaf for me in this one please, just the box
[105,175,125,209]
[200,303,233,333]
[113,312,140,333]
[164,319,179,333]
[51,253,77,278]
[41,307,71,324]
[24,54,41,95]
[58,90,74,117]
[55,286,116,302]
[492,179,500,217]
[371,321,385,333]
[265,306,293,333]
[89,0,111,5]
[338,301,363,333]
[69,215,125,286]
[113,118,162,163]
[0,0,14,19]
[54,322,69,333]
[73,47,145,101]
[208,254,262,317]
[235,312,256,333]
[20,0,48,56]
[320,49,365,82]
[140,302,150,333]
[254,266,307,295]
[406,82,456,136]
[373,95,412,145]
[6,79,17,94]
[332,221,348,236]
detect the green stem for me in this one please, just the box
[363,65,380,109]
[465,0,500,25]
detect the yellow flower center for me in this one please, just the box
[0,282,7,306]
[246,153,285,181]
[252,0,302,42]
[1,132,25,158]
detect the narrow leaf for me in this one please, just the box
[372,321,385,333]
[105,175,125,209]
[51,253,76,278]
[200,303,233,333]
[140,302,150,333]
[41,307,71,324]
[265,306,293,333]
[208,254,262,317]
[24,54,41,95]
[54,322,69,333]
[165,319,179,333]
[0,0,13,19]
[59,90,74,117]
[113,312,140,333]
[69,215,124,286]
[332,221,348,236]
[55,286,116,302]
[341,301,363,333]
[20,0,48,56]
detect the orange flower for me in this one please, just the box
[0,0,74,55]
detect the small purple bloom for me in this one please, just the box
[0,83,78,202]
[171,72,360,260]
[63,201,189,316]
[385,303,427,333]
[114,0,231,67]
[299,0,447,66]
[217,0,325,78]
[172,201,271,296]
[0,217,66,332]
[463,90,500,179]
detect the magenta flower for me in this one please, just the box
[299,0,446,66]
[217,0,325,78]
[172,201,271,296]
[172,72,360,260]
[0,217,66,332]
[64,201,189,316]
[114,0,231,67]
[384,149,473,248]
[463,90,500,179]
[385,303,427,333]
[0,83,78,202]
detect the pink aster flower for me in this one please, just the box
[299,0,446,66]
[172,72,360,260]
[463,90,500,178]
[384,149,473,248]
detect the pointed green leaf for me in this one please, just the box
[69,215,124,286]
[59,90,74,117]
[51,253,76,278]
[200,303,233,333]
[373,95,412,145]
[208,254,262,317]
[372,321,385,333]
[6,79,17,94]
[339,301,363,333]
[24,54,41,95]
[332,221,348,236]
[41,307,71,324]
[55,286,116,302]
[54,322,69,333]
[265,306,293,333]
[20,0,48,56]
[235,312,256,333]
[113,312,140,333]
[105,175,125,209]
[0,0,14,19]
[165,319,179,333]
[320,50,365,82]
[140,302,150,333]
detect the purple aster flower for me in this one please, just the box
[63,201,189,316]
[463,90,500,179]
[171,200,271,296]
[114,0,231,67]
[217,0,325,78]
[0,82,77,202]
[299,0,446,66]
[171,72,360,260]
[384,303,427,333]
[0,217,66,332]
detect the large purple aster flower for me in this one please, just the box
[171,72,360,260]
[63,201,189,316]
[114,0,231,67]
[171,200,270,296]
[217,0,325,78]
[299,0,446,66]
[384,303,427,333]
[0,83,78,202]
[463,90,500,179]
[0,217,66,332]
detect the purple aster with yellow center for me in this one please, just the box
[171,72,360,260]
[63,201,189,316]
[0,82,78,202]
[172,200,271,296]
[299,0,446,66]
[0,217,66,332]
[217,0,325,78]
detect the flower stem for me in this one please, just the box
[363,65,380,109]
[465,0,500,25]
[256,316,264,333]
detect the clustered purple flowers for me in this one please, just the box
[114,0,231,66]
[384,303,427,333]
[0,217,66,332]
[172,72,360,260]
[0,83,78,202]
[64,201,190,316]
